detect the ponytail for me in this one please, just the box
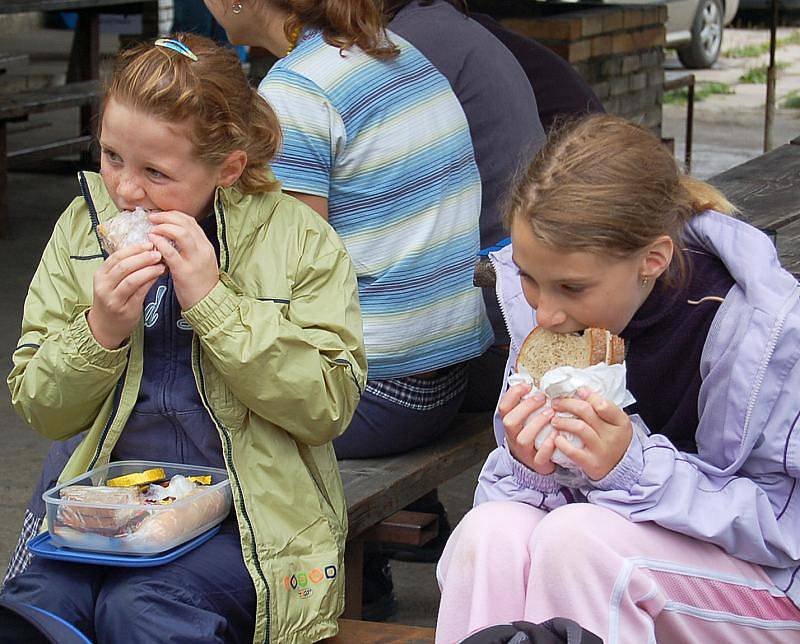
[678,174,736,217]
[276,0,399,58]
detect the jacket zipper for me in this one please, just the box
[742,287,797,451]
[488,250,518,354]
[194,340,270,643]
[78,171,108,259]
[206,195,271,643]
[78,173,126,469]
[87,366,127,471]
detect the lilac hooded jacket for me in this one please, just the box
[476,210,800,605]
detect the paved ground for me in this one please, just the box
[664,26,800,178]
[0,22,799,631]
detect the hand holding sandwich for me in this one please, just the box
[88,242,166,349]
[499,383,558,475]
[550,387,633,481]
[148,211,220,311]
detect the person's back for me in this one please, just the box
[389,0,544,252]
[388,0,544,348]
[470,12,604,132]
[261,29,492,379]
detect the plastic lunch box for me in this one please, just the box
[43,461,231,556]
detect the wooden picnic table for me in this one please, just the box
[0,1,157,237]
[339,413,496,619]
[0,2,156,77]
[0,52,29,74]
[708,141,800,277]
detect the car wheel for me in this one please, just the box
[677,0,724,69]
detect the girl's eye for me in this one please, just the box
[146,168,167,180]
[103,149,121,163]
[561,284,585,294]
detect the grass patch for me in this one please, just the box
[739,62,789,84]
[782,90,800,109]
[725,31,800,59]
[664,81,734,105]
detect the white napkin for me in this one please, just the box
[508,363,636,470]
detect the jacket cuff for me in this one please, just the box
[67,310,129,370]
[504,445,562,494]
[591,420,645,492]
[183,278,240,337]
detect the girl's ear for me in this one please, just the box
[217,150,247,188]
[640,235,674,281]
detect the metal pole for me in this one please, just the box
[764,0,779,152]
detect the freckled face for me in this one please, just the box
[99,98,221,220]
[510,218,650,335]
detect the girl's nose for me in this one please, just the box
[534,296,567,330]
[116,172,145,205]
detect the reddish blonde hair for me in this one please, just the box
[507,114,736,284]
[263,0,399,58]
[103,33,281,194]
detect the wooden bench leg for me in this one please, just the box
[0,121,8,239]
[71,10,100,166]
[343,538,363,620]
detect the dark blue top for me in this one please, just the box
[621,248,735,452]
[111,215,223,468]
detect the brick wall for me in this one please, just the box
[484,3,667,135]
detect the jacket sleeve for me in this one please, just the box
[182,229,367,447]
[7,210,129,440]
[474,405,578,511]
[586,401,800,569]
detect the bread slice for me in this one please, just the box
[515,327,625,387]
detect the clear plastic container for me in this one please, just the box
[43,461,231,556]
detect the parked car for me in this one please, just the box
[613,0,740,68]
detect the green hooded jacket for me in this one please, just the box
[7,172,367,643]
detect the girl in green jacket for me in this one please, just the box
[3,34,366,644]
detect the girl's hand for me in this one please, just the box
[147,211,220,311]
[550,387,633,481]
[88,242,165,349]
[499,383,557,475]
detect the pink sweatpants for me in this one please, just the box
[436,502,800,644]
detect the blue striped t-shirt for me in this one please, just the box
[259,30,492,379]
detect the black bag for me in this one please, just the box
[461,618,603,644]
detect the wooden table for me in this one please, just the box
[339,413,495,619]
[0,1,157,133]
[708,142,800,277]
[0,52,29,74]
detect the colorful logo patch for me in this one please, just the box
[284,565,337,598]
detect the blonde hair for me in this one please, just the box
[103,33,281,194]
[264,0,399,58]
[506,114,736,285]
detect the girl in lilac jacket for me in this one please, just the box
[436,115,800,643]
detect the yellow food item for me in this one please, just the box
[106,468,167,488]
[187,475,212,485]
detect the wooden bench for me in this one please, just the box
[708,141,800,277]
[322,619,435,643]
[0,79,103,236]
[340,412,495,619]
[0,52,29,75]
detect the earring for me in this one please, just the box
[232,2,243,14]
[640,275,650,288]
